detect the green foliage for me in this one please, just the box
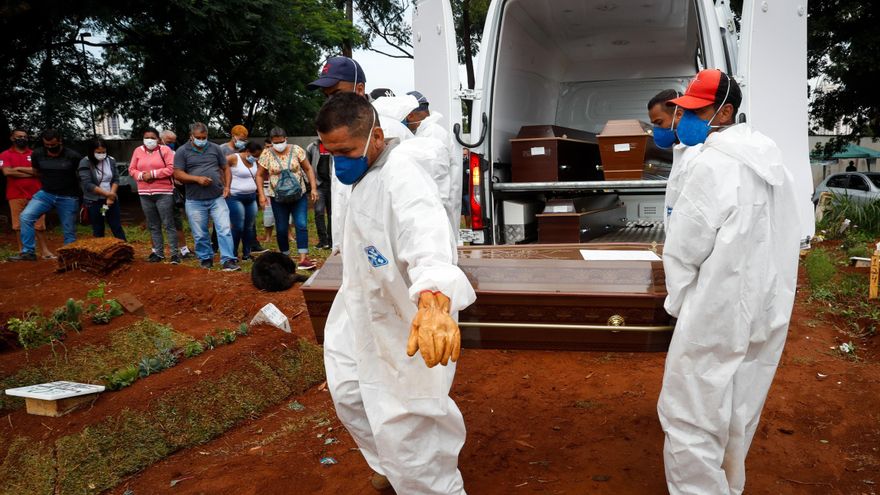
[807,1,879,148]
[237,323,250,336]
[0,437,55,495]
[7,300,83,350]
[183,339,205,358]
[804,249,837,288]
[203,333,219,350]
[86,282,125,325]
[106,365,139,391]
[819,194,880,239]
[220,329,237,345]
[138,348,178,378]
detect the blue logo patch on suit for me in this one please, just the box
[364,246,389,268]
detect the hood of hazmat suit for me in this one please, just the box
[413,112,463,237]
[657,124,801,495]
[323,136,476,495]
[330,107,414,254]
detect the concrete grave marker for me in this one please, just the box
[6,381,106,417]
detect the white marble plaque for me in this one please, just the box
[5,381,106,401]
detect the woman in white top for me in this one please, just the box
[77,138,126,241]
[224,141,262,260]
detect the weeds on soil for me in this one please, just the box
[5,299,83,351]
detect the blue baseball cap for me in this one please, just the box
[307,57,367,90]
[407,90,430,112]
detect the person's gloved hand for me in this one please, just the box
[407,291,461,368]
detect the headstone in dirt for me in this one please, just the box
[57,238,134,275]
[116,292,145,315]
[5,381,105,417]
[250,303,291,333]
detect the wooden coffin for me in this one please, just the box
[598,120,653,180]
[510,125,602,183]
[536,196,625,243]
[301,244,673,352]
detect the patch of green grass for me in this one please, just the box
[0,339,326,494]
[0,319,192,411]
[0,437,55,495]
[0,243,18,261]
[804,249,836,288]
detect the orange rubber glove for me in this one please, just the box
[407,291,461,368]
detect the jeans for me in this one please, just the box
[19,190,79,254]
[139,194,178,256]
[226,193,257,258]
[270,195,308,255]
[86,198,127,241]
[186,196,235,263]
[314,184,331,246]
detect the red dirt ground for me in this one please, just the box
[1,231,879,494]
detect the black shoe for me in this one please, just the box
[200,259,213,269]
[241,255,253,261]
[180,248,195,259]
[148,252,164,263]
[170,254,181,265]
[251,244,269,254]
[9,252,37,261]
[222,260,241,272]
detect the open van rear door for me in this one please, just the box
[412,0,464,240]
[737,0,814,243]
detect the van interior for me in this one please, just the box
[490,0,703,164]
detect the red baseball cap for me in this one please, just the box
[669,69,724,110]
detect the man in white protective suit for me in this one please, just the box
[307,56,414,253]
[656,69,801,494]
[316,92,476,494]
[402,90,463,235]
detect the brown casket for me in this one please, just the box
[301,243,673,352]
[536,195,626,243]
[510,125,602,183]
[597,120,653,180]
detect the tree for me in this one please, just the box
[808,0,879,152]
[451,0,488,90]
[0,0,360,140]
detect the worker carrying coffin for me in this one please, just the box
[316,92,476,495]
[656,69,801,494]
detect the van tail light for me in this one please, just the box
[469,152,484,230]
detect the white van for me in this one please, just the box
[413,0,813,245]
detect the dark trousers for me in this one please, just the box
[314,184,331,246]
[86,198,126,241]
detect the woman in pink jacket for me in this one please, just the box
[129,127,179,263]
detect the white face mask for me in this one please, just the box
[272,142,287,153]
[94,153,107,161]
[143,138,158,150]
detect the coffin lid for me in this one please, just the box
[598,119,652,138]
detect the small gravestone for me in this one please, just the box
[116,292,145,315]
[5,381,105,417]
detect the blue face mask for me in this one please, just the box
[234,139,246,150]
[246,155,256,164]
[652,106,679,149]
[193,137,208,148]
[333,112,376,185]
[676,76,731,146]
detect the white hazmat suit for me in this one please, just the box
[413,112,463,238]
[657,124,801,494]
[323,137,477,494]
[663,143,702,233]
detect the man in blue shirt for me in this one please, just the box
[172,122,240,271]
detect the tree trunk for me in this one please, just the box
[343,0,353,58]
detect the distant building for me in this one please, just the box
[96,114,121,137]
